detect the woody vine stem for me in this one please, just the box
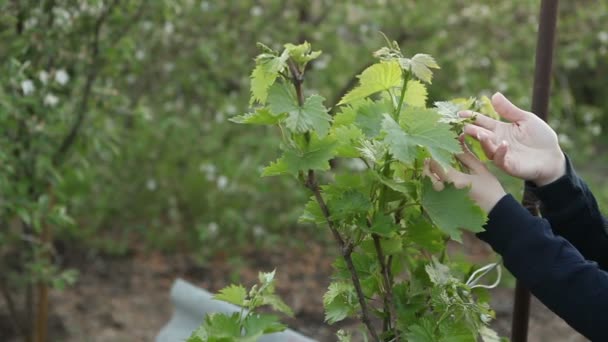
[288,58,381,342]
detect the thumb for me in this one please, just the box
[491,92,530,123]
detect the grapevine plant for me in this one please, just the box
[199,39,507,341]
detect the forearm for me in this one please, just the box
[478,195,608,341]
[526,154,608,269]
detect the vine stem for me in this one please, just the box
[373,234,398,339]
[287,58,379,341]
[306,171,379,342]
[394,73,410,120]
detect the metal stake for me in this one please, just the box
[512,0,560,341]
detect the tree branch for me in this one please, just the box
[52,0,119,166]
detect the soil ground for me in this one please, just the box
[0,232,588,342]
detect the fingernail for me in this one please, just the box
[458,110,469,117]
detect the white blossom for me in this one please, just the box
[216,175,228,189]
[253,225,265,237]
[208,222,219,234]
[21,79,35,95]
[146,178,157,191]
[38,71,49,84]
[55,69,69,85]
[43,93,59,107]
[598,31,608,44]
[135,50,146,61]
[250,6,263,17]
[200,2,210,11]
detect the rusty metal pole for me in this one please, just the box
[512,0,559,341]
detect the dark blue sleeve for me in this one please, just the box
[525,154,608,270]
[478,194,608,341]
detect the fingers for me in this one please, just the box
[478,131,499,159]
[463,124,495,142]
[493,140,509,170]
[423,159,444,191]
[458,111,498,130]
[491,92,530,123]
[427,158,471,189]
[456,138,486,174]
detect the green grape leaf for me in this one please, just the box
[262,137,336,176]
[331,125,364,158]
[332,105,356,127]
[421,179,487,242]
[268,84,331,137]
[200,313,242,339]
[213,284,247,306]
[405,320,436,342]
[403,79,428,108]
[355,99,392,138]
[250,50,289,105]
[383,111,460,169]
[229,108,286,125]
[243,313,286,338]
[328,189,371,220]
[438,322,477,342]
[399,54,440,84]
[323,282,358,324]
[338,61,402,105]
[368,213,396,237]
[299,196,326,225]
[406,218,444,253]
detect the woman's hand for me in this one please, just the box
[459,92,565,186]
[424,138,506,213]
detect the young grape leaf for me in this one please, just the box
[299,196,326,225]
[479,326,502,342]
[250,50,289,105]
[267,83,332,137]
[382,111,460,169]
[424,258,455,286]
[323,282,358,324]
[284,41,321,65]
[243,314,286,338]
[421,179,487,242]
[434,98,474,124]
[338,61,402,105]
[260,294,294,316]
[229,108,286,125]
[213,284,247,306]
[399,54,440,84]
[262,137,336,176]
[331,125,364,158]
[403,79,428,108]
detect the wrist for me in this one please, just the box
[533,151,566,187]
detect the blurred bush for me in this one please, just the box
[1,0,606,264]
